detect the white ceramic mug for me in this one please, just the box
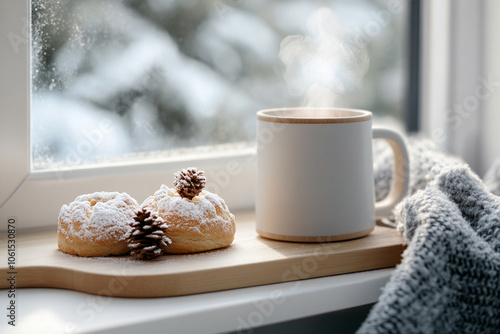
[256,108,409,242]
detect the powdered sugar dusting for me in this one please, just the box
[142,185,235,235]
[58,192,139,241]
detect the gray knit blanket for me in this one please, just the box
[357,137,500,333]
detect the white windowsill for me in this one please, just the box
[1,149,257,232]
[2,268,392,334]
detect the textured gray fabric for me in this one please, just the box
[484,158,500,196]
[373,136,500,221]
[373,136,465,203]
[357,166,500,333]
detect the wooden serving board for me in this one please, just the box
[0,212,405,298]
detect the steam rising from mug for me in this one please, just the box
[279,8,369,109]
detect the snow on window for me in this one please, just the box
[31,0,408,170]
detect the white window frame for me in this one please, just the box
[420,0,498,176]
[419,0,451,143]
[0,1,256,231]
[4,0,491,231]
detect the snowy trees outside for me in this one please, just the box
[31,0,407,169]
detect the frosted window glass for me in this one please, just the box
[31,0,408,170]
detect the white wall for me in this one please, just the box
[422,0,500,176]
[480,0,500,175]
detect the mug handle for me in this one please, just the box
[373,128,410,219]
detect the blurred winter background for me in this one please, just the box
[31,0,408,170]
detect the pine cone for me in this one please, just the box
[173,167,206,200]
[126,208,171,260]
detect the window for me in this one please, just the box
[1,0,412,229]
[32,0,409,170]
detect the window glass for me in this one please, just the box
[31,0,408,170]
